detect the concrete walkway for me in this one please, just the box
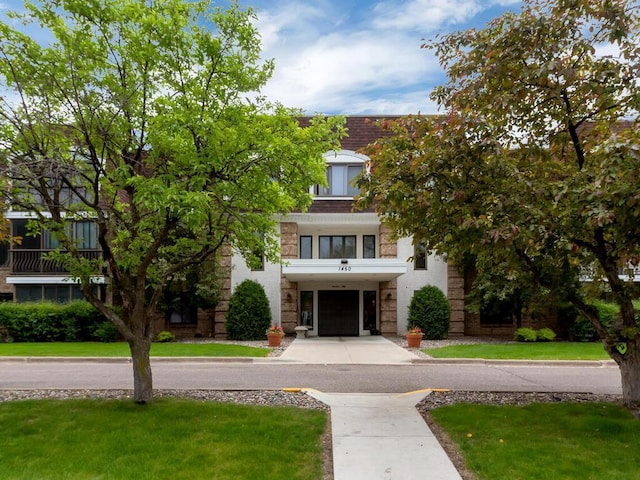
[275,336,418,364]
[308,389,462,480]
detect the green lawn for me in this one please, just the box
[0,342,270,357]
[424,342,610,360]
[430,402,640,480]
[0,398,327,480]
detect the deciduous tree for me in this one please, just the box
[0,0,344,403]
[359,0,640,414]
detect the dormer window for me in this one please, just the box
[315,150,368,198]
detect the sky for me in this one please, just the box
[0,0,524,115]
[245,0,524,115]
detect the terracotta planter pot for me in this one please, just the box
[406,333,423,348]
[267,333,284,347]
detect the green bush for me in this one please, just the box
[93,321,120,342]
[225,280,272,340]
[514,327,537,342]
[155,330,176,343]
[536,327,557,342]
[407,285,451,340]
[0,301,112,342]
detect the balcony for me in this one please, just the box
[282,258,407,282]
[580,263,640,282]
[10,249,102,274]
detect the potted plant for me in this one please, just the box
[266,324,285,347]
[406,325,423,348]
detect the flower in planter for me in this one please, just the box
[266,325,284,336]
[407,325,423,335]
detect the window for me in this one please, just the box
[363,235,376,259]
[300,291,313,329]
[363,291,377,331]
[73,221,98,249]
[316,165,363,196]
[300,236,312,259]
[168,306,198,325]
[15,284,87,303]
[319,235,356,259]
[414,243,427,270]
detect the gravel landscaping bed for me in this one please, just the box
[0,388,326,409]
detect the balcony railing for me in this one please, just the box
[10,249,102,274]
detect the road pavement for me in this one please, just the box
[0,361,622,394]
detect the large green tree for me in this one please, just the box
[359,0,640,414]
[0,0,344,403]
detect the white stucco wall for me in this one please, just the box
[230,227,282,325]
[395,237,448,335]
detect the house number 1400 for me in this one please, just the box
[338,266,351,271]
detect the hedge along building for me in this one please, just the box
[222,116,464,338]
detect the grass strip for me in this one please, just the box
[424,342,610,360]
[0,398,326,480]
[0,342,270,357]
[430,402,640,480]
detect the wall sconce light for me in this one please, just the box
[287,292,292,300]
[386,292,392,299]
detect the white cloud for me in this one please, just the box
[253,0,522,114]
[370,0,483,31]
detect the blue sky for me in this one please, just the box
[245,0,523,115]
[0,0,523,115]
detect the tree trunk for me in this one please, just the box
[129,336,153,404]
[619,348,640,418]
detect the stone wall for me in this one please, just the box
[378,224,397,335]
[280,222,298,334]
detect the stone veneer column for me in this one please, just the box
[447,263,466,337]
[213,244,233,338]
[280,222,298,334]
[378,224,398,336]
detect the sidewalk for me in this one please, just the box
[307,389,462,480]
[273,336,419,364]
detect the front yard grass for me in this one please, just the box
[0,398,326,480]
[0,342,270,357]
[424,342,610,360]
[430,402,640,480]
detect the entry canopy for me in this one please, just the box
[282,258,407,282]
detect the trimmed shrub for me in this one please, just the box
[0,301,112,342]
[514,327,537,342]
[536,327,557,342]
[225,280,272,340]
[93,321,120,342]
[407,285,451,340]
[155,330,176,343]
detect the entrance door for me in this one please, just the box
[318,290,359,336]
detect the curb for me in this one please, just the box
[0,356,618,367]
[411,358,617,367]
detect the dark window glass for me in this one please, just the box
[16,285,42,302]
[414,243,427,270]
[319,236,356,259]
[13,219,40,249]
[44,285,70,303]
[363,235,375,259]
[364,291,377,331]
[74,222,98,249]
[300,291,313,329]
[300,236,312,259]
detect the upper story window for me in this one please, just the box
[315,150,368,198]
[414,243,427,270]
[319,235,356,259]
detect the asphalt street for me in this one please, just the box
[0,361,622,394]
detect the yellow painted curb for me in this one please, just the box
[395,388,450,397]
[282,387,320,393]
